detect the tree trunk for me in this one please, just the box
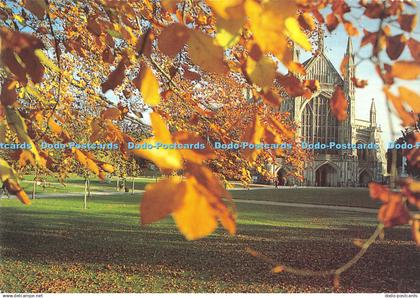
[32,179,36,200]
[131,176,135,195]
[116,175,120,191]
[84,178,88,209]
[87,177,91,197]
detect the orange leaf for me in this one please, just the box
[377,194,410,228]
[407,38,420,62]
[187,30,228,74]
[351,77,368,88]
[101,164,114,173]
[24,0,47,20]
[246,56,276,90]
[101,107,121,120]
[101,56,129,93]
[183,68,201,81]
[330,86,348,121]
[326,13,339,32]
[386,34,406,60]
[399,86,420,113]
[363,2,383,19]
[361,29,377,48]
[141,177,185,224]
[172,131,215,164]
[384,87,418,126]
[172,177,218,240]
[18,150,35,167]
[158,23,190,58]
[0,79,17,106]
[241,114,264,161]
[340,56,349,77]
[268,116,294,140]
[47,117,63,135]
[412,216,420,246]
[277,74,305,97]
[343,21,358,36]
[391,61,420,80]
[298,13,315,31]
[398,14,417,32]
[261,90,282,107]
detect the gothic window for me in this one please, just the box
[301,95,339,154]
[356,142,367,161]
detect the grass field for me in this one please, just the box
[232,188,382,209]
[0,188,419,293]
[19,176,161,194]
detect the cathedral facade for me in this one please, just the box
[276,32,386,187]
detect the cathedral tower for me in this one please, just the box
[343,37,356,150]
[370,98,376,127]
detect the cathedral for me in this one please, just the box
[276,31,386,187]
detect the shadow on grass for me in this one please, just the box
[1,199,419,293]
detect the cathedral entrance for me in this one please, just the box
[315,164,337,187]
[359,170,371,187]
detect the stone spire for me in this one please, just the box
[317,25,324,54]
[292,42,300,63]
[346,36,353,58]
[370,98,376,127]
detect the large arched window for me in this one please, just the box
[301,95,339,154]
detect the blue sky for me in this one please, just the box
[297,5,420,144]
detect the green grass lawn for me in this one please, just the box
[20,176,161,194]
[0,188,418,293]
[232,188,382,209]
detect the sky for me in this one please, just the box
[297,5,420,145]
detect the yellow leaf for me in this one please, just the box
[141,176,185,224]
[399,86,420,113]
[0,158,30,205]
[392,61,420,80]
[13,14,25,24]
[5,107,40,163]
[150,112,172,143]
[284,17,311,51]
[215,15,244,49]
[246,56,276,90]
[133,64,161,106]
[187,30,228,74]
[207,0,244,19]
[172,177,218,240]
[101,164,114,173]
[35,49,61,73]
[245,0,295,60]
[131,112,182,170]
[132,139,183,170]
[272,265,284,273]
